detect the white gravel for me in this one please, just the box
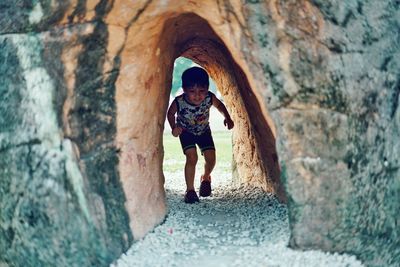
[111,166,364,267]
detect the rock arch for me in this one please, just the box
[115,11,285,241]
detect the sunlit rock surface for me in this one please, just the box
[0,1,399,266]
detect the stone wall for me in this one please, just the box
[0,0,399,266]
[243,0,400,265]
[0,2,133,266]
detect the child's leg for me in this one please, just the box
[184,148,198,191]
[202,149,215,181]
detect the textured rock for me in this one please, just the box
[0,5,132,267]
[0,0,399,266]
[243,0,400,266]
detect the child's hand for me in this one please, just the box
[172,126,183,137]
[224,117,234,130]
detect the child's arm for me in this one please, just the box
[211,94,234,130]
[167,100,183,137]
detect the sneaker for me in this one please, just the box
[199,179,211,197]
[184,190,199,204]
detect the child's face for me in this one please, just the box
[184,85,208,106]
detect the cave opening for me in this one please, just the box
[115,11,286,239]
[163,56,233,192]
[159,13,285,200]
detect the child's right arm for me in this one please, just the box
[167,100,183,137]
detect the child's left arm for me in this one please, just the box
[212,94,234,130]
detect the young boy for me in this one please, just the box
[167,67,234,203]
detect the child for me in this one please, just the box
[167,67,234,203]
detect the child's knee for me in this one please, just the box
[204,150,216,164]
[185,150,198,165]
[186,155,198,165]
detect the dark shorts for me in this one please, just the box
[179,130,215,154]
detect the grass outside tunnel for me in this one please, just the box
[163,131,233,174]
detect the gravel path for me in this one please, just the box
[112,165,364,267]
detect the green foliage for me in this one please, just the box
[163,131,232,173]
[171,57,195,96]
[171,57,218,96]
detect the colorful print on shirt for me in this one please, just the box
[175,91,214,135]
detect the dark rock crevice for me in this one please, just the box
[0,139,42,153]
[390,78,400,119]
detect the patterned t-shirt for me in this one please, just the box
[175,91,214,135]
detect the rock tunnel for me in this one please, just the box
[0,1,399,266]
[116,11,285,240]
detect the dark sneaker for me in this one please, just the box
[184,190,199,204]
[199,180,211,197]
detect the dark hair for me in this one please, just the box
[181,67,209,89]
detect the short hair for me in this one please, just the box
[181,67,209,89]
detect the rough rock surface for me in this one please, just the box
[243,1,400,265]
[0,1,399,266]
